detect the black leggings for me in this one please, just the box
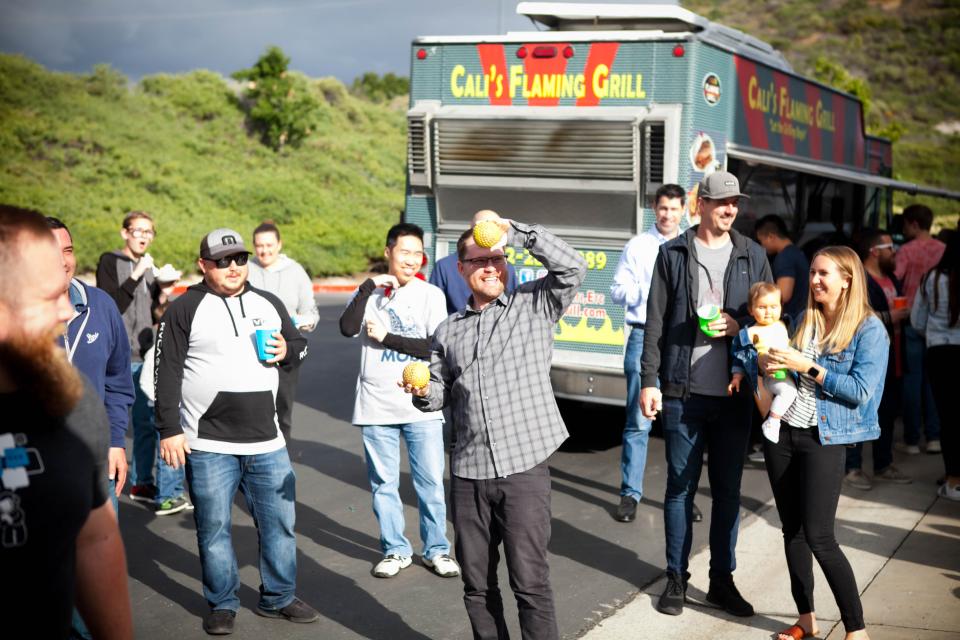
[927,345,960,478]
[764,424,865,632]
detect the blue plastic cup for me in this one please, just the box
[255,328,280,361]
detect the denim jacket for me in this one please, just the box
[806,313,888,445]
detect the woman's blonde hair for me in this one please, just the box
[792,245,874,353]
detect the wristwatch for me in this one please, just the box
[806,365,821,378]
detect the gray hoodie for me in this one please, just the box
[247,254,319,331]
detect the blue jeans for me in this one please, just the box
[185,448,297,612]
[361,420,450,559]
[902,325,940,444]
[129,363,184,503]
[621,326,653,500]
[662,393,750,577]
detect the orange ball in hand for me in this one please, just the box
[402,361,430,389]
[473,220,503,248]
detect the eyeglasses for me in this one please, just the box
[462,256,507,269]
[127,228,155,239]
[872,243,895,251]
[206,253,249,269]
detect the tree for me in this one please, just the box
[232,46,319,151]
[351,72,409,103]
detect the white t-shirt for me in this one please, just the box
[350,278,447,425]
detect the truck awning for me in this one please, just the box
[727,144,960,201]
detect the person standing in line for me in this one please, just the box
[96,211,186,510]
[894,204,943,455]
[405,213,587,640]
[156,229,318,635]
[49,217,135,511]
[48,216,137,640]
[0,205,133,640]
[755,214,809,324]
[247,221,319,443]
[430,210,519,315]
[842,230,912,490]
[339,222,460,580]
[761,246,887,640]
[640,172,772,617]
[911,234,960,501]
[609,184,701,524]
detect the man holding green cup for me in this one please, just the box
[639,171,773,617]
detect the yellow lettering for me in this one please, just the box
[451,65,465,98]
[610,74,621,98]
[779,87,790,119]
[748,76,758,110]
[510,65,523,98]
[530,73,542,98]
[574,74,585,99]
[592,64,609,99]
[636,74,646,99]
[542,74,558,98]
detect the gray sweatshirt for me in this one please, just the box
[247,254,319,331]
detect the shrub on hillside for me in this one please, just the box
[232,46,319,151]
[140,71,236,121]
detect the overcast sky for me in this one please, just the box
[0,0,553,82]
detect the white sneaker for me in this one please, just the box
[937,483,960,502]
[423,554,461,578]
[926,439,942,454]
[372,554,411,578]
[895,442,921,455]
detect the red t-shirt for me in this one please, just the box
[895,237,945,302]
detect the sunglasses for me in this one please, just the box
[206,253,249,269]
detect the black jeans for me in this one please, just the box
[276,366,299,442]
[764,424,865,632]
[927,345,960,477]
[451,461,558,640]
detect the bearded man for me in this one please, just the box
[0,205,132,639]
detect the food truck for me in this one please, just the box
[403,2,957,405]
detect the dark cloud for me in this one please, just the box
[0,0,537,81]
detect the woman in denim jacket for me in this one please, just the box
[760,246,888,640]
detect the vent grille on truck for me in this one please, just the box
[642,121,665,203]
[435,119,636,181]
[407,114,431,187]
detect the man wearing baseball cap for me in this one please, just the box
[155,228,317,634]
[639,172,773,617]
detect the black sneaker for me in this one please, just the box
[692,502,703,523]
[255,597,320,624]
[203,609,235,635]
[657,571,687,615]
[615,496,638,522]
[706,576,754,617]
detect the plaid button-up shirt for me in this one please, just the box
[413,222,587,479]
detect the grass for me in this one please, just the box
[0,55,407,276]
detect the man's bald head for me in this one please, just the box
[0,205,60,305]
[472,209,501,224]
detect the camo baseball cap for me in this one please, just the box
[199,228,251,261]
[698,171,750,200]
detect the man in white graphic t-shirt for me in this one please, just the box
[339,222,460,580]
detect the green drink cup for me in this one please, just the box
[771,369,787,380]
[697,304,721,337]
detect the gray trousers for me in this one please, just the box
[451,461,558,640]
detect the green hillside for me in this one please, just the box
[0,54,406,275]
[685,0,960,222]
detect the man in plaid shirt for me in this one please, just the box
[405,213,586,640]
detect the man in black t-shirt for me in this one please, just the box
[0,205,132,639]
[755,214,810,323]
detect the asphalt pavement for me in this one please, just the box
[122,294,958,639]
